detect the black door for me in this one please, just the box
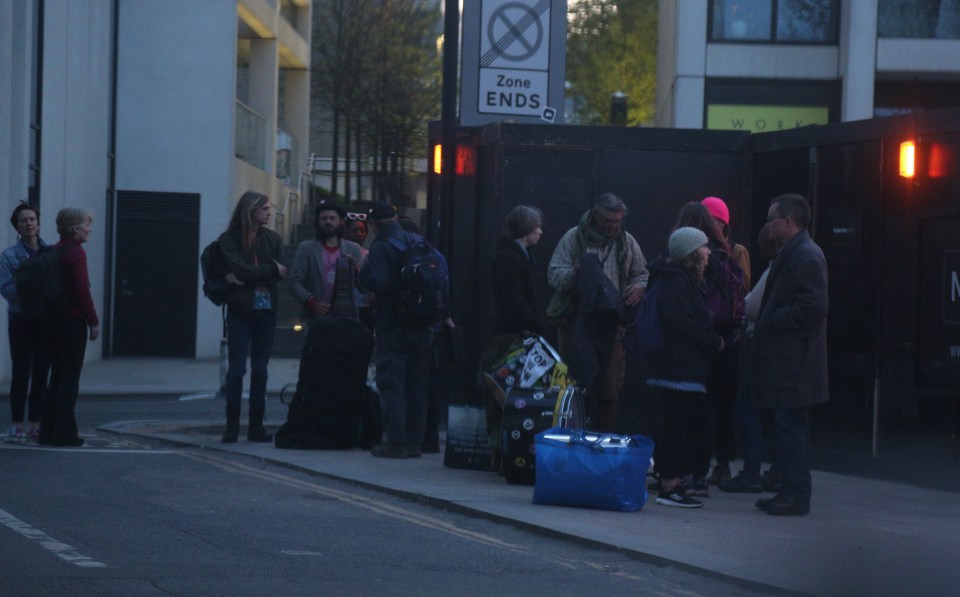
[113,191,199,356]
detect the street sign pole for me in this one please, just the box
[440,0,459,254]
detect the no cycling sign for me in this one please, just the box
[460,0,567,126]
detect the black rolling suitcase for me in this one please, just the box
[275,317,375,449]
[501,386,585,484]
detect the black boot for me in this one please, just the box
[247,400,271,442]
[222,396,241,443]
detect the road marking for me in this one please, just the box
[177,450,677,588]
[0,508,107,568]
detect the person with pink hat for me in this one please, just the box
[698,196,752,489]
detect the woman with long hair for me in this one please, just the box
[39,207,99,447]
[646,227,724,508]
[0,202,50,441]
[218,191,287,443]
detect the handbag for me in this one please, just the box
[532,427,654,512]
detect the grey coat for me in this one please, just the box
[289,238,363,321]
[749,230,829,409]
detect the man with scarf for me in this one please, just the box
[547,193,649,432]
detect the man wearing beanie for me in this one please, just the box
[750,194,828,516]
[547,193,649,433]
[359,201,441,459]
[288,199,363,322]
[646,227,725,508]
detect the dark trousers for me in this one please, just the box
[656,389,710,481]
[8,312,49,423]
[225,309,276,431]
[771,407,812,499]
[39,316,87,445]
[375,328,434,448]
[706,346,738,467]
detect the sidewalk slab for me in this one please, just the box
[103,420,960,597]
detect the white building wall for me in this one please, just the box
[115,0,238,359]
[36,0,114,363]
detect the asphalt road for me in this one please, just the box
[0,396,783,596]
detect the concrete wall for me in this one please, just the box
[115,0,238,359]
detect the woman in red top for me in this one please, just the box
[38,208,99,447]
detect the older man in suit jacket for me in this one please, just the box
[750,193,829,516]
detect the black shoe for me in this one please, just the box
[371,444,407,459]
[685,476,709,498]
[656,488,703,508]
[406,447,422,458]
[763,493,810,516]
[718,471,763,493]
[53,437,85,447]
[755,496,775,511]
[706,463,731,486]
[221,429,239,443]
[761,468,783,492]
[247,429,273,442]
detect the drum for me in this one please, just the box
[501,386,584,485]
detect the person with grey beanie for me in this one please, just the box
[645,226,725,508]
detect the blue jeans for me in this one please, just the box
[225,309,276,430]
[374,328,434,447]
[771,407,812,499]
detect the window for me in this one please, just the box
[878,0,960,39]
[710,0,839,43]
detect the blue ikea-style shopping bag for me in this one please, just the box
[532,427,654,512]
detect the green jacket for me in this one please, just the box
[218,228,285,312]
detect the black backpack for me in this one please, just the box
[386,232,450,328]
[15,246,67,322]
[200,239,230,306]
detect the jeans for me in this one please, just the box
[225,309,276,430]
[771,407,812,499]
[374,328,434,447]
[7,312,49,423]
[39,316,87,445]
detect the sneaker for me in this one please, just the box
[706,463,731,485]
[656,488,704,508]
[371,444,408,459]
[718,471,763,493]
[686,476,709,498]
[6,425,24,441]
[26,425,39,440]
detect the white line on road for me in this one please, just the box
[0,508,107,567]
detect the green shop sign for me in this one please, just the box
[707,105,829,132]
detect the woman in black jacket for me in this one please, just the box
[484,205,547,470]
[647,227,724,508]
[218,191,287,443]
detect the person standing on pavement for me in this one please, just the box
[646,227,725,508]
[39,208,99,447]
[219,191,287,444]
[360,201,447,458]
[751,194,829,516]
[1,202,50,441]
[547,193,648,433]
[289,199,363,323]
[484,205,549,469]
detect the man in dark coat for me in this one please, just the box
[750,193,829,516]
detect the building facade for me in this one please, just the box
[0,0,311,381]
[656,0,960,132]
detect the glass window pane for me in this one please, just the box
[777,0,837,42]
[712,0,773,41]
[878,0,960,39]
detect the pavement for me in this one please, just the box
[76,357,960,595]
